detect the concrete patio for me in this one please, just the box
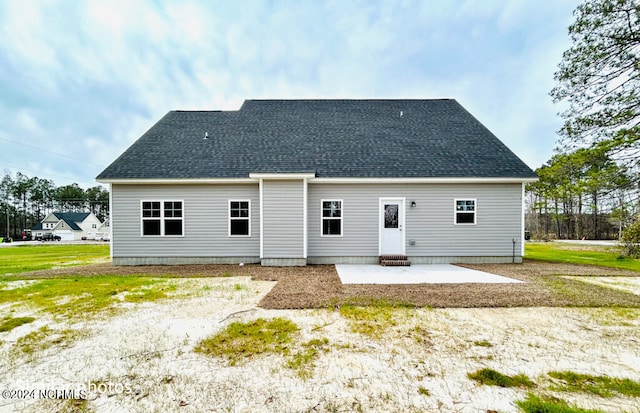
[335,264,524,285]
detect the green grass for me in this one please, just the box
[287,337,330,379]
[339,305,397,338]
[548,371,640,397]
[0,316,35,332]
[516,394,605,413]
[195,318,299,365]
[473,340,493,347]
[13,325,84,356]
[196,318,332,377]
[0,276,175,321]
[467,368,535,388]
[337,300,413,339]
[525,242,640,271]
[0,244,110,276]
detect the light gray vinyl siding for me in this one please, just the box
[262,180,305,258]
[307,183,523,258]
[111,184,259,258]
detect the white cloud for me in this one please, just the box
[0,0,582,185]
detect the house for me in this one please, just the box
[32,212,104,241]
[97,99,537,266]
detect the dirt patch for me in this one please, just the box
[8,260,640,309]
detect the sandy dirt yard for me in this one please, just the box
[1,275,639,413]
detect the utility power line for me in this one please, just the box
[0,136,104,168]
[0,163,99,187]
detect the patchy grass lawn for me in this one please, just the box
[0,276,177,322]
[1,276,233,360]
[1,242,639,412]
[525,242,640,272]
[0,244,110,276]
[195,317,300,366]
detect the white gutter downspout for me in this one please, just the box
[303,177,308,259]
[521,182,526,258]
[108,184,113,260]
[259,178,264,259]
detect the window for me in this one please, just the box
[229,200,250,236]
[321,200,342,236]
[164,201,184,236]
[92,223,97,229]
[141,200,183,236]
[455,199,476,225]
[384,203,399,228]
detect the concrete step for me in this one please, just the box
[378,254,409,263]
[380,259,412,267]
[379,254,411,266]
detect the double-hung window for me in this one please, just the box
[229,200,250,236]
[454,199,476,225]
[141,200,184,236]
[321,200,342,236]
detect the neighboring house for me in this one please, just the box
[32,212,103,241]
[96,218,111,240]
[97,99,537,266]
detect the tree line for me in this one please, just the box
[526,0,639,250]
[525,147,638,240]
[1,171,109,239]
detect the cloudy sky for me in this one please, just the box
[0,0,579,188]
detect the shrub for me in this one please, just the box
[621,218,640,257]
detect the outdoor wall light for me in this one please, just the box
[410,201,417,208]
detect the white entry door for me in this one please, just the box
[379,198,405,255]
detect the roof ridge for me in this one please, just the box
[172,110,223,113]
[244,98,453,101]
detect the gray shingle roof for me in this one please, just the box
[97,99,537,180]
[53,212,90,230]
[32,212,90,231]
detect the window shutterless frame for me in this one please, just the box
[454,198,477,225]
[140,200,185,237]
[228,200,251,237]
[320,199,343,237]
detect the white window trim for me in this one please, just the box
[320,199,343,237]
[140,200,185,237]
[454,198,477,225]
[228,199,251,237]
